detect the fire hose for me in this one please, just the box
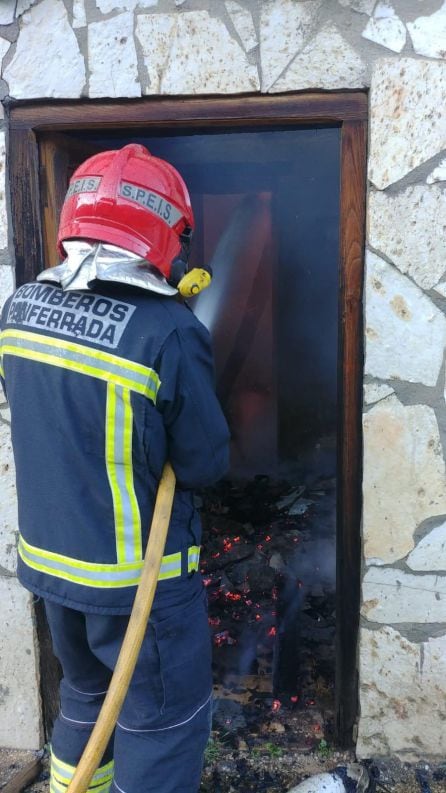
[66,462,176,793]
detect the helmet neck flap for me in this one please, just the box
[37,240,178,295]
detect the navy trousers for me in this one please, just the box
[44,577,213,793]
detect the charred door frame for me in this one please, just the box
[7,93,367,747]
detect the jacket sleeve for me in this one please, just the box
[155,321,230,490]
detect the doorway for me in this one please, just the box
[8,94,366,748]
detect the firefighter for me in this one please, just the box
[0,144,230,793]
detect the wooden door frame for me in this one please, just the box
[7,92,367,747]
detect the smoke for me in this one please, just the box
[193,195,268,332]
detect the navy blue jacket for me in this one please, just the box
[0,281,230,613]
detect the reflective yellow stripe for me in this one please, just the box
[51,753,113,793]
[0,329,160,401]
[158,551,181,581]
[188,545,200,573]
[106,383,123,561]
[51,774,112,793]
[105,384,142,564]
[123,389,142,562]
[19,535,190,588]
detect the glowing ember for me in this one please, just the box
[265,535,272,542]
[213,630,237,647]
[267,626,277,637]
[306,699,315,707]
[233,536,241,543]
[290,695,299,703]
[272,699,281,713]
[225,591,242,601]
[203,577,212,587]
[212,552,221,559]
[208,616,221,626]
[255,613,263,622]
[223,538,233,552]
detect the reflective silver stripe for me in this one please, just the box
[188,546,200,572]
[51,751,113,793]
[52,756,113,785]
[158,554,181,580]
[18,535,189,588]
[119,182,182,228]
[66,176,101,197]
[51,780,111,793]
[19,538,143,585]
[0,330,159,401]
[106,384,142,564]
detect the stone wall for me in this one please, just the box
[0,111,42,746]
[0,0,445,760]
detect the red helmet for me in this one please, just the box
[57,144,194,282]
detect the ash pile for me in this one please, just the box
[199,473,336,748]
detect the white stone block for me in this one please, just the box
[362,567,446,623]
[363,395,446,564]
[88,12,140,98]
[369,185,446,290]
[260,0,321,91]
[96,0,157,11]
[4,0,85,100]
[0,0,15,24]
[407,2,446,60]
[271,25,367,92]
[338,0,376,13]
[0,403,10,421]
[157,11,259,95]
[369,58,446,190]
[0,577,41,750]
[225,1,258,53]
[73,0,87,28]
[434,281,446,299]
[362,3,406,53]
[364,252,446,386]
[0,37,11,69]
[16,0,37,14]
[357,627,446,758]
[407,522,446,572]
[363,382,394,405]
[427,157,446,185]
[0,266,14,312]
[136,14,177,94]
[0,422,18,574]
